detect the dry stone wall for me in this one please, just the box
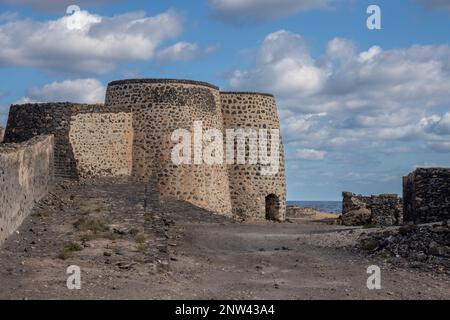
[403,168,450,223]
[0,135,54,245]
[221,92,286,221]
[370,194,403,227]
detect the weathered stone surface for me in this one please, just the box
[69,112,133,178]
[0,135,54,245]
[341,192,402,226]
[107,80,233,217]
[403,168,450,224]
[342,191,371,214]
[0,127,4,143]
[3,78,287,221]
[370,194,403,227]
[221,92,286,221]
[4,103,131,180]
[340,208,372,226]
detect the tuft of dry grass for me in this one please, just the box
[136,243,147,253]
[74,217,109,233]
[80,231,116,243]
[134,233,146,244]
[57,242,83,260]
[32,210,50,218]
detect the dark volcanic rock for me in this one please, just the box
[340,192,402,227]
[403,168,450,224]
[358,221,450,269]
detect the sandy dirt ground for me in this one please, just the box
[0,178,449,300]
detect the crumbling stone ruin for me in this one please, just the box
[0,127,4,142]
[371,194,404,226]
[340,192,403,227]
[1,79,286,239]
[342,167,450,228]
[403,168,450,224]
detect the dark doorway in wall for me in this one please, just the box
[265,194,279,220]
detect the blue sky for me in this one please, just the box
[1,0,450,200]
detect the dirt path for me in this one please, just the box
[0,179,448,300]
[163,219,449,300]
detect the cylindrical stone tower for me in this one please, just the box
[221,92,286,221]
[105,79,233,217]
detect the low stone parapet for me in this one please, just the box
[0,135,54,245]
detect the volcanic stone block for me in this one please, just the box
[403,168,450,223]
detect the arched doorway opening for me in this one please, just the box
[265,194,280,221]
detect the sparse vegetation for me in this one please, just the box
[135,233,146,244]
[136,243,147,253]
[74,217,109,233]
[57,242,83,260]
[32,210,50,218]
[80,231,117,243]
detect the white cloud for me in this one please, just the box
[229,30,450,160]
[17,78,105,104]
[230,30,327,95]
[156,42,200,62]
[209,0,329,23]
[156,41,219,62]
[295,148,327,160]
[0,0,123,12]
[0,9,188,75]
[432,112,450,135]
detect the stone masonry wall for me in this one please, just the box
[0,135,54,245]
[3,79,288,221]
[105,79,233,217]
[342,192,402,226]
[403,168,450,223]
[69,112,133,177]
[370,194,403,227]
[342,192,372,214]
[4,103,132,180]
[221,92,286,221]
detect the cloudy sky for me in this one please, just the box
[0,0,449,200]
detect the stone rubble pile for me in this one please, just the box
[359,221,450,269]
